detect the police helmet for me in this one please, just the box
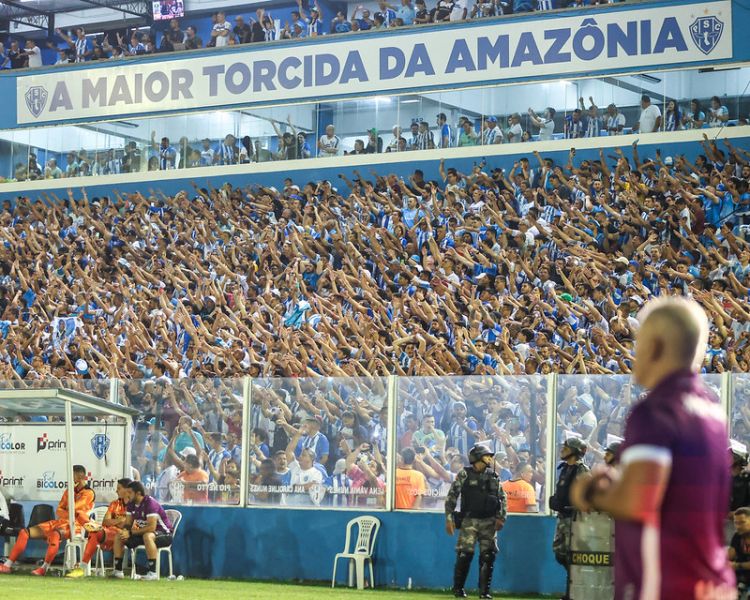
[731,448,749,467]
[563,437,588,458]
[468,444,495,464]
[605,441,622,456]
[730,440,748,467]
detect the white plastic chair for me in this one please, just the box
[129,509,182,580]
[331,516,380,590]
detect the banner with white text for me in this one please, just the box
[15,0,733,126]
[0,424,127,502]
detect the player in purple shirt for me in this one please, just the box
[573,298,735,600]
[112,481,173,580]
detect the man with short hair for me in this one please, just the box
[395,448,427,509]
[184,26,203,50]
[317,125,340,157]
[729,507,750,594]
[437,113,453,148]
[66,477,132,578]
[296,415,330,465]
[528,107,555,141]
[24,39,42,68]
[502,462,537,513]
[0,465,95,576]
[573,297,736,598]
[212,12,232,47]
[506,113,523,143]
[234,15,252,44]
[634,94,662,133]
[112,481,174,580]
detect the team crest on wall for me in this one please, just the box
[24,86,48,118]
[690,16,724,55]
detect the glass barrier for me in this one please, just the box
[731,374,750,449]
[0,374,739,510]
[248,377,388,508]
[396,376,548,513]
[122,378,244,506]
[3,65,749,183]
[557,374,724,469]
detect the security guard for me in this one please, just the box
[549,437,589,599]
[731,443,750,513]
[445,444,507,599]
[603,441,621,467]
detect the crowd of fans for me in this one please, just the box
[0,1,627,70]
[9,93,744,184]
[1,134,750,506]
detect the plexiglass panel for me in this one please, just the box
[2,66,749,182]
[248,377,388,508]
[396,375,548,512]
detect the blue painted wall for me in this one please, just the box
[5,500,564,594]
[164,507,565,594]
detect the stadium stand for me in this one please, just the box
[1,1,637,71]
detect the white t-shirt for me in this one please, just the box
[289,461,324,506]
[26,46,42,68]
[318,134,340,157]
[450,0,467,21]
[507,123,523,143]
[638,104,661,133]
[213,20,232,47]
[537,118,555,141]
[708,105,728,127]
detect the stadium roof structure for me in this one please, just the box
[0,0,151,32]
[0,387,138,419]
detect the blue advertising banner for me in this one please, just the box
[4,0,739,128]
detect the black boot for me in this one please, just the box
[478,551,495,599]
[452,551,473,598]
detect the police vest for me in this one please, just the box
[550,461,587,517]
[460,467,500,519]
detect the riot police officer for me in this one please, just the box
[603,441,621,467]
[731,443,750,513]
[549,437,589,600]
[445,444,507,599]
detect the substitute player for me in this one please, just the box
[0,464,95,576]
[112,481,173,580]
[572,297,735,599]
[66,477,132,578]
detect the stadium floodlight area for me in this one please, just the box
[0,387,137,569]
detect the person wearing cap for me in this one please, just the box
[445,444,506,599]
[549,436,589,597]
[481,116,504,145]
